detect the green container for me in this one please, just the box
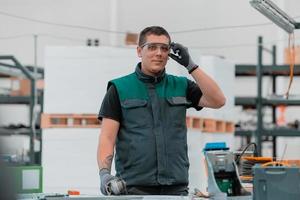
[9,165,42,194]
[216,178,233,195]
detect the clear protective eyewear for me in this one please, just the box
[140,43,171,53]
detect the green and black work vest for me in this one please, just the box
[108,65,191,186]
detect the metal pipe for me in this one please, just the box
[272,45,277,159]
[256,36,263,156]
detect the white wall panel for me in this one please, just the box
[44,46,138,113]
[42,129,100,194]
[43,47,139,194]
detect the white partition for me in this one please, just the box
[43,47,138,194]
[44,46,138,114]
[42,129,100,194]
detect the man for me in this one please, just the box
[97,26,225,196]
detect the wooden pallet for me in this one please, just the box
[186,116,235,133]
[41,114,235,132]
[41,114,101,128]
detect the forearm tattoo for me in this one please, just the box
[100,155,113,171]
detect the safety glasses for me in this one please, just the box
[140,43,171,53]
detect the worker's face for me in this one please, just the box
[137,34,170,76]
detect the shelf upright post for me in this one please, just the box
[272,45,277,158]
[30,78,36,164]
[256,36,263,155]
[11,57,36,164]
[33,34,38,164]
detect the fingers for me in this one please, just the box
[170,43,182,59]
[170,42,180,53]
[106,178,126,195]
[170,42,190,68]
[171,42,186,51]
[168,53,180,62]
[171,42,188,58]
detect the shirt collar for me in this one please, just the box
[135,62,165,84]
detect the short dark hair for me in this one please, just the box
[138,26,171,46]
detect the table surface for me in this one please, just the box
[18,193,253,200]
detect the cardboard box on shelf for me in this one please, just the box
[125,32,138,45]
[10,78,44,96]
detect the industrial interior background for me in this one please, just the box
[0,0,300,198]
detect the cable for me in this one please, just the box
[0,34,33,40]
[170,23,272,34]
[285,33,295,99]
[0,9,300,34]
[39,34,86,43]
[279,144,288,162]
[235,142,258,164]
[0,33,137,49]
[170,15,300,34]
[0,33,299,50]
[0,10,127,34]
[236,143,275,183]
[190,36,300,49]
[190,42,257,49]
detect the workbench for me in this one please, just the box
[18,193,252,200]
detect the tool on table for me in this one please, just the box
[239,156,272,183]
[235,142,272,183]
[203,142,251,200]
[106,177,127,195]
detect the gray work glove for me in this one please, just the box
[169,42,199,74]
[99,168,126,195]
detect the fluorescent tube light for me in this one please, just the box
[250,0,299,33]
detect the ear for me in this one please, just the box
[137,46,142,58]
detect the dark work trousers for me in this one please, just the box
[126,185,189,196]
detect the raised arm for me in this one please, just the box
[169,42,226,108]
[190,67,225,108]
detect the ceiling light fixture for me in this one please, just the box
[250,0,300,33]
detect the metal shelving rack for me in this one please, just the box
[235,36,300,157]
[0,55,44,164]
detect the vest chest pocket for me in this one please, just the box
[166,96,190,127]
[121,99,147,108]
[120,99,149,128]
[167,96,190,106]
